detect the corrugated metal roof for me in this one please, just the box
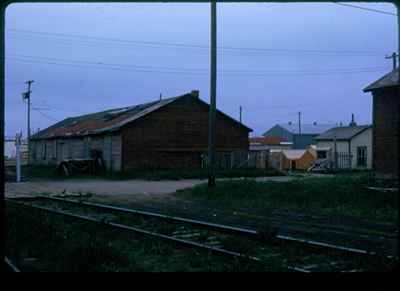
[364,68,400,92]
[277,123,335,135]
[314,125,371,141]
[31,92,252,140]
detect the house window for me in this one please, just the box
[317,150,327,159]
[357,146,367,167]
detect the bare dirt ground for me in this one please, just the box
[5,176,299,199]
[5,179,205,199]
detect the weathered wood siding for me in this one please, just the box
[102,134,122,171]
[372,87,399,180]
[30,133,122,171]
[121,96,250,170]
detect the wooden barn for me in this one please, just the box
[29,91,252,172]
[364,68,399,181]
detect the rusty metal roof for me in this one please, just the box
[31,91,252,140]
[364,68,400,92]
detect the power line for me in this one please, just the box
[7,57,389,77]
[32,107,58,122]
[7,28,386,56]
[5,54,390,76]
[333,2,397,16]
[8,33,387,60]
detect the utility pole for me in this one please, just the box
[385,52,398,70]
[239,106,242,123]
[298,111,301,135]
[208,0,217,188]
[396,3,400,262]
[333,134,338,171]
[15,132,22,183]
[22,80,34,165]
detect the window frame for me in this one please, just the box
[356,146,367,168]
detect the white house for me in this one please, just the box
[314,121,372,170]
[4,138,28,165]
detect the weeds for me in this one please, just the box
[175,174,397,222]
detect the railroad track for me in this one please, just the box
[4,257,21,273]
[156,199,397,240]
[5,196,397,272]
[136,200,397,253]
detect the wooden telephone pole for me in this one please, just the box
[385,52,398,70]
[22,80,34,165]
[208,0,217,187]
[298,111,302,134]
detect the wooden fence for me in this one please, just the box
[201,151,269,169]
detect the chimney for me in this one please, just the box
[313,121,317,125]
[190,90,199,98]
[349,113,357,127]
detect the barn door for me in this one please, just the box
[57,141,69,162]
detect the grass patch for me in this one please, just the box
[174,174,398,223]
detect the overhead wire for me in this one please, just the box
[31,107,59,122]
[6,28,387,57]
[5,54,390,76]
[333,2,398,16]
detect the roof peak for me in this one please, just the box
[31,90,252,140]
[364,68,400,92]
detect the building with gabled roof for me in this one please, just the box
[364,68,399,181]
[30,90,252,171]
[314,121,372,169]
[262,122,335,149]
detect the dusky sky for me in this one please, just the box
[4,2,398,137]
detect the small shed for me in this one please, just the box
[281,149,315,170]
[269,149,315,171]
[364,68,399,181]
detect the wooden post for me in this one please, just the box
[208,0,217,187]
[15,133,21,183]
[396,0,400,274]
[333,134,338,171]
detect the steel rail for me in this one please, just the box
[35,195,260,235]
[100,195,397,238]
[23,195,397,260]
[5,199,273,268]
[4,257,21,272]
[8,198,396,272]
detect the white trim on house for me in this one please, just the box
[315,127,372,170]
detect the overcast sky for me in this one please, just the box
[4,2,398,138]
